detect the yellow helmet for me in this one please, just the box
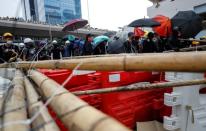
[192,41,200,45]
[3,32,13,41]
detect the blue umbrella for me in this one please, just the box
[92,35,109,49]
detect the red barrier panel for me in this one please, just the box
[40,69,171,130]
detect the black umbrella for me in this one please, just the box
[108,37,125,54]
[128,18,161,27]
[171,11,202,38]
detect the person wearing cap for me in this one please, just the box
[123,32,137,53]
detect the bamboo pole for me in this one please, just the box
[2,70,29,131]
[29,70,131,131]
[165,45,206,52]
[179,38,206,43]
[1,51,206,72]
[24,77,60,131]
[73,79,206,95]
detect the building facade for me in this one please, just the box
[43,0,82,24]
[0,0,82,24]
[147,0,206,19]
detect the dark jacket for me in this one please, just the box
[123,40,137,53]
[83,41,93,55]
[142,39,158,53]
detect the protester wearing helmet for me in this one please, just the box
[24,38,36,61]
[1,40,19,62]
[18,43,27,61]
[63,40,71,57]
[3,32,13,42]
[50,40,63,60]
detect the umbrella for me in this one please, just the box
[153,15,172,37]
[171,11,202,38]
[134,28,145,37]
[62,19,88,31]
[128,18,161,27]
[107,38,125,54]
[103,31,116,37]
[107,31,128,54]
[92,36,109,49]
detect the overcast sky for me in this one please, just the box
[81,0,152,30]
[0,0,152,31]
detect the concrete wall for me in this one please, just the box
[147,0,206,18]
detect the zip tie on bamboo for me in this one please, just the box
[29,70,131,131]
[24,77,60,131]
[1,51,206,72]
[1,70,29,131]
[73,78,206,95]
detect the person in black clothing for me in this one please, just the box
[93,40,107,55]
[1,40,19,62]
[153,33,164,52]
[142,32,158,53]
[123,32,137,53]
[51,40,64,60]
[0,45,4,63]
[83,34,93,55]
[167,27,181,51]
[24,38,37,61]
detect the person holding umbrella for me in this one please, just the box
[93,40,108,55]
[92,35,109,55]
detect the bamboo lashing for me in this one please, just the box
[24,77,60,131]
[1,51,206,72]
[29,70,131,131]
[73,79,206,95]
[1,70,29,131]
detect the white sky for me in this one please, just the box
[81,0,152,30]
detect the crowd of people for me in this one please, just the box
[0,26,195,63]
[0,16,61,26]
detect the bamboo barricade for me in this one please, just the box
[73,79,206,95]
[165,45,206,52]
[179,38,206,43]
[29,70,131,131]
[1,51,206,72]
[1,70,29,131]
[24,78,60,131]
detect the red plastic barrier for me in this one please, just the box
[100,71,153,88]
[40,69,171,130]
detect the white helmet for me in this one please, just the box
[19,43,25,48]
[65,40,70,44]
[24,38,34,44]
[52,40,57,44]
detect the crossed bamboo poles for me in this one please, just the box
[1,51,206,131]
